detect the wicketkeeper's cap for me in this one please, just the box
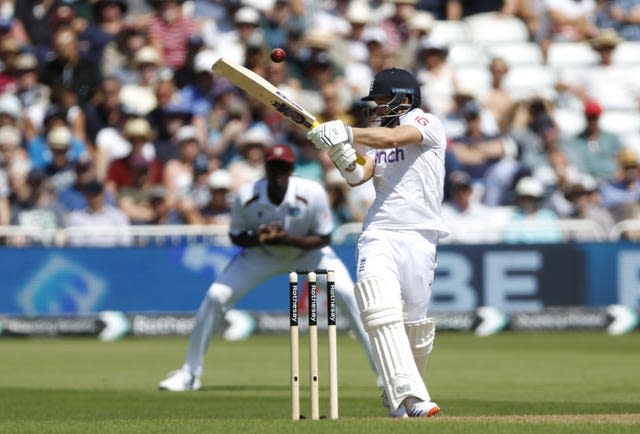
[265,144,296,165]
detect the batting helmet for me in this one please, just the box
[361,68,421,109]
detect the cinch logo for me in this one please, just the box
[375,148,405,164]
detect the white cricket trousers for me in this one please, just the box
[182,246,375,377]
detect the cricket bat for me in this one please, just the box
[212,57,319,130]
[211,58,364,166]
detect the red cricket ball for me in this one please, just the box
[270,48,286,63]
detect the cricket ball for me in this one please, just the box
[270,48,286,63]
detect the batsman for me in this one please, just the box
[307,68,450,418]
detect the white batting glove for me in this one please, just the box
[306,120,353,151]
[328,142,357,171]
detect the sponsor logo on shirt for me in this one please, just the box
[375,148,405,164]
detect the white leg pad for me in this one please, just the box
[405,318,435,376]
[354,278,430,411]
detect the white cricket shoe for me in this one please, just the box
[404,397,441,418]
[158,369,201,392]
[381,391,408,418]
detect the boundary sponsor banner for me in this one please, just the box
[2,306,638,338]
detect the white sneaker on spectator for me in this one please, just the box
[158,369,201,392]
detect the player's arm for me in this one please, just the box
[351,124,422,149]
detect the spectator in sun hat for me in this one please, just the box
[14,52,51,132]
[41,125,83,192]
[562,99,624,182]
[197,168,233,226]
[504,176,562,244]
[163,124,202,209]
[119,45,162,115]
[600,147,640,223]
[227,126,274,193]
[557,28,638,112]
[27,106,89,170]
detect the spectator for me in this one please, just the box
[227,127,272,193]
[39,26,102,106]
[119,45,163,115]
[102,26,149,81]
[149,100,193,165]
[80,0,129,64]
[450,100,519,205]
[415,36,456,118]
[15,0,64,63]
[57,159,116,213]
[179,49,219,142]
[41,126,80,192]
[147,0,196,70]
[84,77,128,144]
[565,176,615,236]
[557,28,640,111]
[13,52,51,135]
[600,147,640,222]
[397,10,435,70]
[0,37,21,93]
[163,125,201,209]
[9,168,64,245]
[64,180,132,246]
[105,117,163,210]
[540,0,598,46]
[146,185,187,224]
[441,170,504,243]
[262,0,304,51]
[482,57,516,134]
[595,0,640,41]
[198,168,233,227]
[0,92,23,130]
[562,99,624,182]
[504,176,563,244]
[378,0,420,54]
[28,111,88,171]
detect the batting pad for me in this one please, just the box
[354,278,430,411]
[405,318,435,376]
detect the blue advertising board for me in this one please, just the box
[1,242,639,315]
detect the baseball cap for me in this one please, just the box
[80,180,105,196]
[584,99,603,117]
[448,171,472,190]
[265,144,296,165]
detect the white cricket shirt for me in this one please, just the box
[363,107,450,238]
[231,175,334,258]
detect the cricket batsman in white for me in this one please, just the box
[158,144,378,392]
[307,68,450,418]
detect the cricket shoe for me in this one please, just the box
[404,397,441,418]
[381,391,408,418]
[158,369,201,392]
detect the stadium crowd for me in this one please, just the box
[1,0,640,245]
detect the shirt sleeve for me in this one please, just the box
[403,111,447,150]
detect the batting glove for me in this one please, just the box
[328,142,357,171]
[306,120,353,151]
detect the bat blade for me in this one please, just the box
[212,57,319,131]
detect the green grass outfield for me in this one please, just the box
[1,332,639,433]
